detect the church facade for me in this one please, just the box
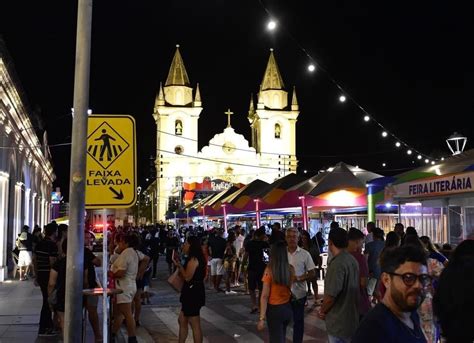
[152,46,299,220]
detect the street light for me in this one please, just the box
[446,132,467,155]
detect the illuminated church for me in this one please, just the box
[152,46,300,220]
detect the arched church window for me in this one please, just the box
[175,120,183,136]
[275,123,281,139]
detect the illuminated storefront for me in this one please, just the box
[0,39,55,280]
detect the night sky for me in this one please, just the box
[2,1,474,200]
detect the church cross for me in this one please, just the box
[225,108,234,128]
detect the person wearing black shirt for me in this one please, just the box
[146,226,161,279]
[166,230,180,276]
[352,246,429,343]
[208,228,227,292]
[268,222,285,245]
[84,246,101,341]
[33,223,58,337]
[244,228,269,314]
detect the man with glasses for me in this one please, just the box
[353,245,429,342]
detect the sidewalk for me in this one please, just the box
[0,277,153,342]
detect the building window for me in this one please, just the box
[275,123,281,139]
[175,176,183,189]
[175,120,183,135]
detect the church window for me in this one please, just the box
[175,120,183,135]
[275,123,281,139]
[175,176,183,189]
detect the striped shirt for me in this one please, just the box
[34,238,58,272]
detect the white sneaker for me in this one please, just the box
[225,290,237,295]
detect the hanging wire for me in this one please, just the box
[256,0,436,161]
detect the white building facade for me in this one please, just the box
[0,39,55,280]
[153,47,299,220]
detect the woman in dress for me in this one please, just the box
[174,235,206,343]
[257,241,295,343]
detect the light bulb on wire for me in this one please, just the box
[382,131,388,137]
[267,20,277,31]
[407,149,412,155]
[363,115,370,122]
[339,95,346,103]
[382,163,386,167]
[425,159,429,164]
[431,161,435,165]
[395,142,401,148]
[307,64,316,72]
[417,155,422,160]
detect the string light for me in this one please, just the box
[267,20,277,31]
[431,161,435,165]
[417,155,422,160]
[424,159,429,164]
[259,2,438,166]
[441,157,445,161]
[382,163,386,167]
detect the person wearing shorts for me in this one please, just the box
[208,229,226,291]
[110,234,149,343]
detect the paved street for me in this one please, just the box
[123,257,328,342]
[0,256,328,342]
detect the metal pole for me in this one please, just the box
[255,200,261,228]
[222,205,228,234]
[202,206,207,231]
[64,0,92,341]
[397,202,402,223]
[102,209,108,343]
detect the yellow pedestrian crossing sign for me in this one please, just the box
[86,115,136,209]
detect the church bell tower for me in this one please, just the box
[248,49,299,177]
[153,45,203,221]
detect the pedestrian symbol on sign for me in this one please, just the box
[87,122,129,169]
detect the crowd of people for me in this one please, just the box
[14,219,474,343]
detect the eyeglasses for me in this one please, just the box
[386,272,432,287]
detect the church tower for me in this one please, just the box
[153,45,203,220]
[248,49,299,177]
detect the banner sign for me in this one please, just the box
[386,171,474,200]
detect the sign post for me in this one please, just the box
[85,114,136,342]
[64,0,92,341]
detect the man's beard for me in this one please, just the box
[391,285,425,312]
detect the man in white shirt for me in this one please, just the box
[286,227,316,343]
